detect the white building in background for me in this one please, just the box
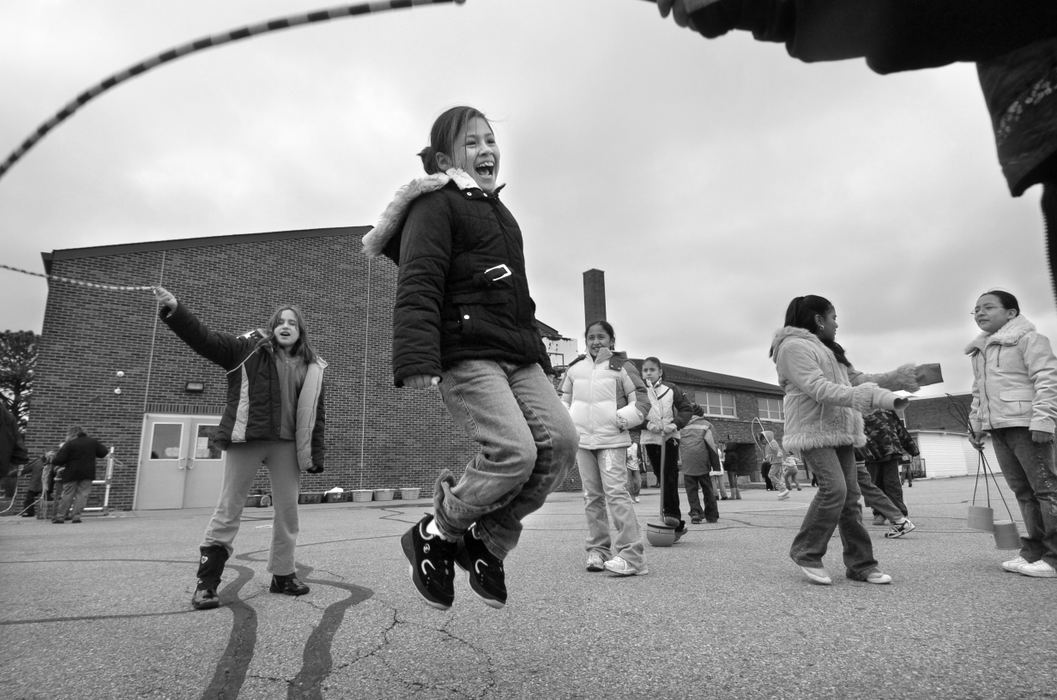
[904,393,1002,480]
[912,430,1000,480]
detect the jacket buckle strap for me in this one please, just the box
[483,264,512,282]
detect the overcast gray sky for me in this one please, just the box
[1,0,1054,399]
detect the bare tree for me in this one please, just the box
[0,330,37,432]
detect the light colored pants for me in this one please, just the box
[769,461,786,492]
[435,360,578,559]
[202,440,301,575]
[56,479,92,519]
[578,447,645,569]
[626,467,641,498]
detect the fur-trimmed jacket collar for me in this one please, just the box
[965,314,1037,353]
[361,168,497,261]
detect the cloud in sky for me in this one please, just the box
[1,0,1054,400]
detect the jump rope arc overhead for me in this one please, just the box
[0,0,465,183]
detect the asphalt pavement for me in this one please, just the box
[2,476,1055,700]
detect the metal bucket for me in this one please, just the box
[967,504,995,532]
[992,520,1021,550]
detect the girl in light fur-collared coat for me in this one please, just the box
[770,295,921,587]
[361,106,578,611]
[967,289,1057,578]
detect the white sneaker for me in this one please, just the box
[1018,560,1057,578]
[798,565,832,585]
[865,570,892,584]
[777,489,790,500]
[603,556,648,576]
[1001,555,1029,573]
[585,551,606,572]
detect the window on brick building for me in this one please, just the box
[757,397,784,422]
[695,391,736,417]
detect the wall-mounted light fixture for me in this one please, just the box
[184,381,205,393]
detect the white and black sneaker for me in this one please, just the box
[455,523,506,608]
[401,514,457,610]
[884,518,916,539]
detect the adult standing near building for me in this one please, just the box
[51,426,108,523]
[154,285,326,609]
[861,408,918,526]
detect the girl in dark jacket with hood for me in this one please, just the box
[154,286,326,610]
[362,106,578,610]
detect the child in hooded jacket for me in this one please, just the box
[759,430,790,500]
[559,320,651,576]
[680,405,721,523]
[967,289,1057,578]
[362,106,578,609]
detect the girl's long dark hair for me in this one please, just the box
[265,304,317,363]
[774,294,850,367]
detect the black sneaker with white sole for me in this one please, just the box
[401,514,457,610]
[455,523,507,608]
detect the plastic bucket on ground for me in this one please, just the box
[373,488,395,501]
[350,490,373,503]
[967,504,995,532]
[399,488,420,500]
[993,520,1021,549]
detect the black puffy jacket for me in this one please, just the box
[364,171,550,386]
[160,303,327,472]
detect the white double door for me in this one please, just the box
[135,414,226,509]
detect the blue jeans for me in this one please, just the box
[578,448,645,568]
[203,440,301,575]
[790,445,878,579]
[436,360,578,559]
[990,427,1057,568]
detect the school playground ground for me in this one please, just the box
[1,475,1055,700]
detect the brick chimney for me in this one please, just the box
[583,269,606,327]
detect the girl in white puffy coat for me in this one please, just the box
[559,321,651,576]
[967,289,1057,578]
